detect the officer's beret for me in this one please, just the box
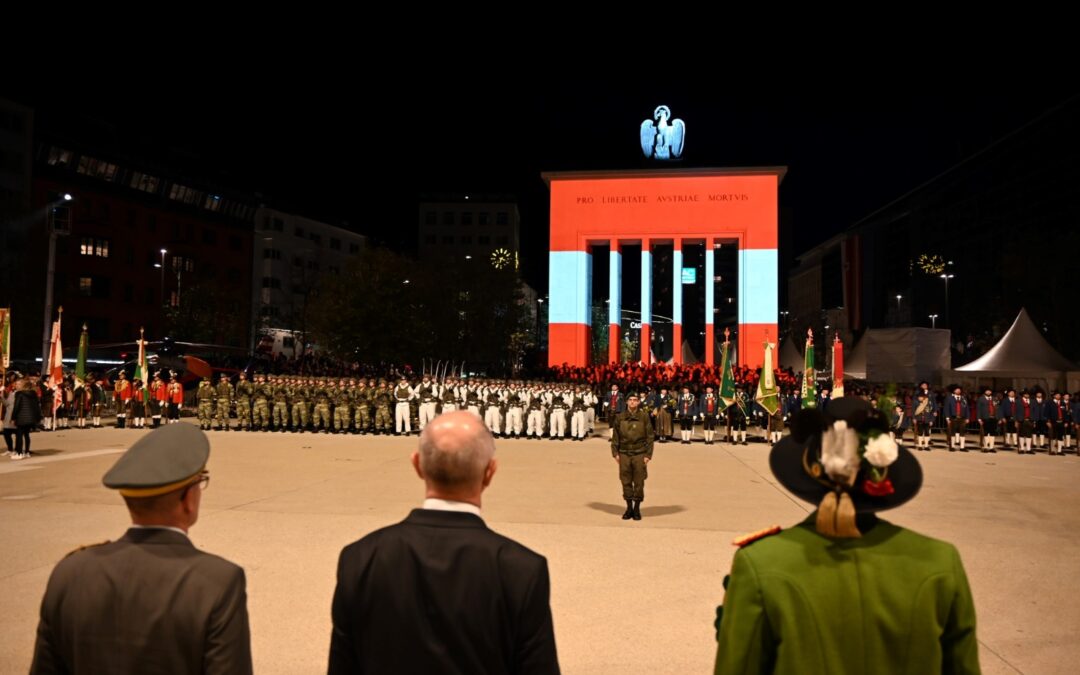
[102,424,209,498]
[626,391,641,400]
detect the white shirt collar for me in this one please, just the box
[423,498,482,518]
[130,524,190,539]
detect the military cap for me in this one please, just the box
[625,391,641,400]
[102,424,209,498]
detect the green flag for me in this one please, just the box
[718,330,736,411]
[755,339,779,415]
[801,329,817,409]
[75,323,88,387]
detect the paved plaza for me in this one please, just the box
[2,424,1078,674]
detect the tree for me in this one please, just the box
[307,248,532,374]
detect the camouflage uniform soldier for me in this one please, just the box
[234,372,254,431]
[214,374,233,431]
[333,379,352,433]
[291,377,310,432]
[353,380,372,434]
[373,381,393,434]
[276,375,293,429]
[313,378,332,433]
[253,375,272,430]
[196,380,214,431]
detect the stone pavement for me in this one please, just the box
[2,424,1077,673]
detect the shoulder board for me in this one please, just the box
[64,540,110,558]
[732,526,781,548]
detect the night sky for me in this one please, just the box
[18,78,1075,292]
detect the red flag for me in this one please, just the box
[832,332,844,399]
[47,310,64,414]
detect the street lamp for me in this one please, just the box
[536,297,544,346]
[895,294,902,311]
[940,273,954,326]
[929,314,939,329]
[41,193,74,370]
[159,249,167,307]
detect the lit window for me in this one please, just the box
[79,277,92,296]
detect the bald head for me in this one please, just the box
[415,411,496,496]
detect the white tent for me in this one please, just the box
[845,336,867,380]
[956,308,1074,374]
[953,308,1075,391]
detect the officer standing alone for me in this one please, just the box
[611,392,655,521]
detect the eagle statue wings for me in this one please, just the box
[640,105,686,159]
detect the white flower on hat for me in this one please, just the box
[821,420,860,483]
[864,433,899,469]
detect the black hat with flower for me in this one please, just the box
[769,396,922,538]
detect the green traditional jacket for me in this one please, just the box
[715,515,979,675]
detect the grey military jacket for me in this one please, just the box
[31,527,252,675]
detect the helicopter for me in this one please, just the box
[89,336,248,389]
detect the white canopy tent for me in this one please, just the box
[953,308,1075,391]
[845,335,867,380]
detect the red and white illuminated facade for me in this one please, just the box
[544,168,785,369]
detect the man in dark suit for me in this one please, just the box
[329,410,560,674]
[31,424,252,674]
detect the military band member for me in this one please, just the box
[912,391,935,450]
[150,374,168,428]
[1017,391,1035,454]
[611,392,655,521]
[73,376,90,429]
[1032,391,1048,450]
[1064,392,1075,451]
[976,387,1000,453]
[677,385,696,444]
[728,386,749,445]
[890,404,909,442]
[651,387,675,443]
[1000,388,1019,448]
[945,386,969,451]
[767,400,785,445]
[167,378,183,424]
[1049,392,1068,455]
[55,380,72,429]
[700,385,721,445]
[129,379,146,428]
[196,379,215,431]
[115,371,132,428]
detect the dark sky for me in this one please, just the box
[19,78,1076,290]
